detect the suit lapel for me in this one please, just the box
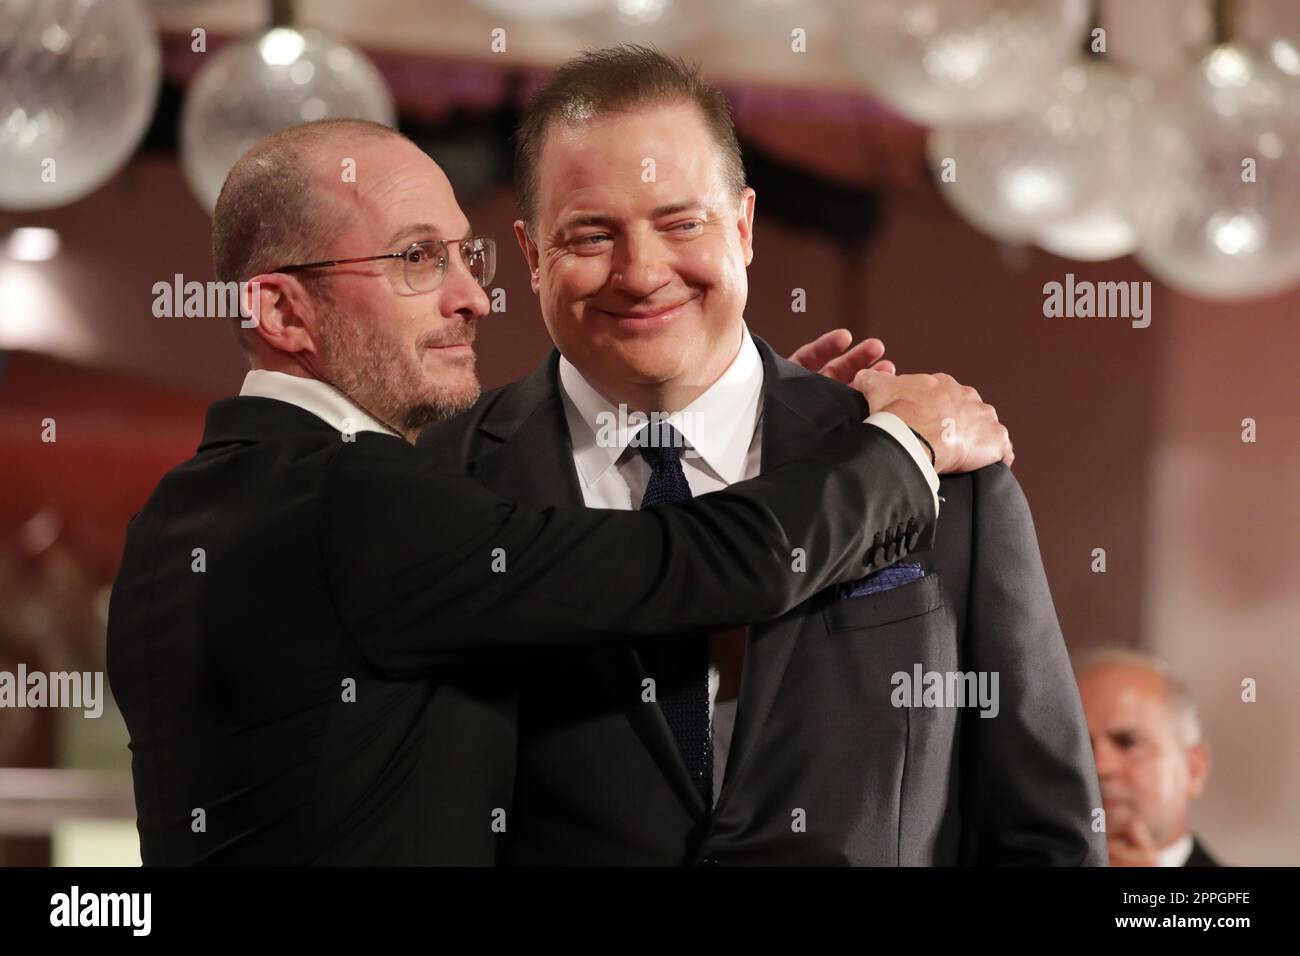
[597,643,708,817]
[470,352,584,509]
[474,351,707,818]
[717,338,862,807]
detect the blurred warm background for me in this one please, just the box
[1,0,1297,865]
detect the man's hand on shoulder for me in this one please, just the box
[852,368,1014,474]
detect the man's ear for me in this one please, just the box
[513,219,541,295]
[1186,741,1211,800]
[244,273,321,359]
[736,187,756,267]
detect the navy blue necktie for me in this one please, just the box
[635,421,712,807]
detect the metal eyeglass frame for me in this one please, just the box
[270,237,496,292]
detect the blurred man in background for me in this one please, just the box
[1077,649,1220,867]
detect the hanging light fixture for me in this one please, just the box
[1133,0,1300,299]
[1031,8,1154,262]
[926,2,1151,257]
[179,0,395,213]
[841,0,1091,127]
[0,0,161,211]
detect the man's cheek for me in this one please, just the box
[712,249,750,298]
[686,247,738,295]
[564,255,610,295]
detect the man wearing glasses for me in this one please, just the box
[107,118,1009,865]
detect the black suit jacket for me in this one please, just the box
[421,339,1106,865]
[108,392,932,864]
[1186,836,1220,867]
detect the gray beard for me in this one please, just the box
[398,385,481,434]
[317,305,479,440]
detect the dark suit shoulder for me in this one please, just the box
[142,401,344,517]
[758,342,871,418]
[965,461,1037,528]
[758,344,981,516]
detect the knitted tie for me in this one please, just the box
[635,421,712,807]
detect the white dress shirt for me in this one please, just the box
[556,323,940,803]
[1156,833,1195,868]
[239,369,401,438]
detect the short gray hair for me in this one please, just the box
[212,119,407,350]
[1074,647,1203,747]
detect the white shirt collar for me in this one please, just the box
[1156,832,1195,868]
[238,369,401,439]
[557,322,764,489]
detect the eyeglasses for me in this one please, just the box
[271,237,496,293]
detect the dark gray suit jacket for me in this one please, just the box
[420,338,1106,865]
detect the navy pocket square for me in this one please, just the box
[839,562,926,599]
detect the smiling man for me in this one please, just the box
[422,45,1104,865]
[520,101,750,416]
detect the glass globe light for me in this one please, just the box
[1035,206,1139,262]
[1133,43,1300,300]
[180,26,396,213]
[842,0,1091,126]
[0,0,161,211]
[1031,67,1155,261]
[928,61,1150,250]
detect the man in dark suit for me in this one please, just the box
[107,119,1007,865]
[421,46,1104,865]
[1077,650,1221,867]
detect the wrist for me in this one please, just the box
[908,427,937,468]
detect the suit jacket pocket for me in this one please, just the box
[822,571,945,633]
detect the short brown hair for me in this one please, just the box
[513,44,746,231]
[212,120,405,350]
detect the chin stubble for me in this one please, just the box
[319,308,482,437]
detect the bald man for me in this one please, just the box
[1076,650,1219,867]
[107,119,1009,864]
